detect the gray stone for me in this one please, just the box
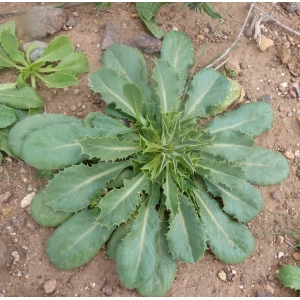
[66,16,77,27]
[0,240,9,268]
[22,41,48,62]
[128,31,162,54]
[257,290,273,297]
[102,22,122,50]
[259,94,271,103]
[102,284,113,296]
[44,279,56,294]
[22,6,67,38]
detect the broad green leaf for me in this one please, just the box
[8,113,84,157]
[1,30,27,65]
[160,30,194,91]
[0,105,16,128]
[0,46,17,68]
[40,72,78,88]
[21,123,105,170]
[196,159,245,189]
[0,83,16,90]
[117,197,160,288]
[184,69,231,119]
[52,52,88,75]
[106,222,131,262]
[137,212,177,297]
[0,21,15,35]
[103,43,148,85]
[106,168,135,189]
[84,111,102,128]
[123,83,143,121]
[30,188,73,226]
[203,130,254,163]
[0,86,44,109]
[28,107,43,116]
[80,136,141,161]
[205,179,263,222]
[278,266,300,290]
[46,209,113,270]
[89,67,136,118]
[238,146,290,186]
[45,161,131,212]
[194,184,255,264]
[167,194,207,263]
[206,79,241,116]
[163,168,179,216]
[152,59,180,113]
[105,102,136,122]
[35,35,74,62]
[97,173,147,228]
[0,129,16,157]
[206,101,274,138]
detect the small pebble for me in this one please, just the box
[102,284,113,296]
[26,220,36,232]
[63,87,68,92]
[260,94,271,103]
[283,150,294,160]
[271,192,281,201]
[4,157,12,163]
[72,11,79,17]
[277,251,284,259]
[289,89,297,98]
[1,208,12,216]
[276,235,284,243]
[287,112,293,117]
[263,284,275,295]
[44,280,56,294]
[293,252,300,260]
[21,192,36,208]
[257,290,273,297]
[74,89,80,95]
[217,270,227,282]
[295,150,300,157]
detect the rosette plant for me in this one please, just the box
[8,31,289,296]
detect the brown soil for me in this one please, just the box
[0,2,300,297]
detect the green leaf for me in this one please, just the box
[123,83,143,121]
[52,52,89,75]
[238,146,290,186]
[0,86,44,109]
[97,173,147,228]
[137,211,177,297]
[89,67,136,118]
[80,136,141,161]
[194,184,255,264]
[0,129,16,157]
[1,30,27,65]
[40,72,78,88]
[117,196,160,288]
[0,83,17,90]
[45,161,131,212]
[163,168,179,217]
[278,266,300,290]
[160,30,194,92]
[0,151,2,163]
[30,188,73,226]
[206,101,274,138]
[0,21,15,36]
[106,168,135,189]
[0,46,17,68]
[202,3,223,19]
[0,105,16,128]
[93,2,111,9]
[45,209,114,270]
[21,123,105,170]
[106,222,131,262]
[196,159,245,189]
[167,194,207,263]
[8,113,84,157]
[203,130,254,163]
[152,59,180,113]
[205,179,263,222]
[35,35,74,63]
[184,69,231,119]
[92,115,126,131]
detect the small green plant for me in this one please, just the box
[8,31,289,296]
[223,66,238,78]
[0,20,88,161]
[184,2,223,19]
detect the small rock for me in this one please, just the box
[263,284,275,295]
[197,35,205,41]
[62,25,68,31]
[131,13,139,19]
[21,192,36,208]
[72,11,79,17]
[271,192,281,201]
[283,150,294,160]
[0,192,12,204]
[73,89,80,95]
[12,217,25,229]
[26,220,36,232]
[22,41,47,62]
[276,235,284,243]
[278,46,291,64]
[226,58,241,73]
[277,251,284,259]
[257,290,274,297]
[66,16,77,27]
[44,279,57,294]
[102,284,113,296]
[293,252,300,260]
[4,157,12,163]
[76,112,83,117]
[102,22,122,50]
[1,208,12,216]
[260,94,271,103]
[245,28,253,38]
[295,150,300,157]
[287,112,293,117]
[283,2,300,13]
[217,269,227,282]
[260,35,274,51]
[128,31,162,54]
[289,89,297,98]
[0,240,9,268]
[63,87,68,92]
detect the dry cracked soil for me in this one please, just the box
[0,2,300,297]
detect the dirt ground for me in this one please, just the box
[0,2,300,297]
